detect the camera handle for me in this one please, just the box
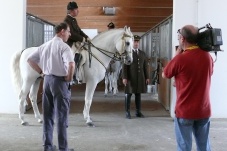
[198,23,212,30]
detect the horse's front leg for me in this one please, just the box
[83,98,93,126]
[83,81,97,127]
[29,78,42,124]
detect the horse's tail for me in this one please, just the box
[10,50,23,95]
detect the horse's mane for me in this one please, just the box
[92,28,124,41]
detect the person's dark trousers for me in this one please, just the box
[125,93,132,119]
[135,93,144,118]
[42,75,71,151]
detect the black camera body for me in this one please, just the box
[197,24,223,52]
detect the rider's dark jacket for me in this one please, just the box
[64,14,88,47]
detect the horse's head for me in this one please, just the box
[115,26,133,65]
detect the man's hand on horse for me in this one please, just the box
[39,71,44,78]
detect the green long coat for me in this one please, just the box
[122,50,149,93]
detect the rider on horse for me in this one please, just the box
[64,1,91,84]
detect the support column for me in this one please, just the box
[171,0,198,118]
[0,0,26,113]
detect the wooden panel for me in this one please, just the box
[27,0,173,32]
[37,16,167,24]
[76,16,167,22]
[27,7,172,17]
[118,8,172,16]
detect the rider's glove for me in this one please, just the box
[86,37,91,42]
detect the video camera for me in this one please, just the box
[197,23,223,52]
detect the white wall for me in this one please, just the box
[82,29,98,39]
[198,0,227,118]
[171,0,227,118]
[0,0,26,113]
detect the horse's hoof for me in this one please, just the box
[87,122,95,127]
[21,121,29,126]
[84,116,88,120]
[84,116,92,121]
[104,94,107,97]
[38,119,43,124]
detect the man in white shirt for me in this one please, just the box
[27,22,75,151]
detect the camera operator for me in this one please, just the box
[162,25,214,151]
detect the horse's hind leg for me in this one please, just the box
[108,73,113,93]
[112,72,119,96]
[29,78,42,123]
[19,80,35,126]
[104,74,108,96]
[18,93,27,125]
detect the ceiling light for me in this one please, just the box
[103,7,116,15]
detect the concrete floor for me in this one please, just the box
[1,84,227,151]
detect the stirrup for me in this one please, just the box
[72,79,82,85]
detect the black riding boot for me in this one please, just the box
[125,93,132,119]
[135,93,144,118]
[73,53,82,85]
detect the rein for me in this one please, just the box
[89,42,122,61]
[82,42,121,70]
[82,32,132,70]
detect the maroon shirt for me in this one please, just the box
[164,48,213,119]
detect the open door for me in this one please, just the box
[157,58,170,110]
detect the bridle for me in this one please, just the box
[114,32,133,59]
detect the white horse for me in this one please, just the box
[104,60,122,96]
[10,26,134,126]
[11,47,43,126]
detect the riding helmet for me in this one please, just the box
[67,1,78,10]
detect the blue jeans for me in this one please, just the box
[174,117,211,151]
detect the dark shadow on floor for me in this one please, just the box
[27,81,170,117]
